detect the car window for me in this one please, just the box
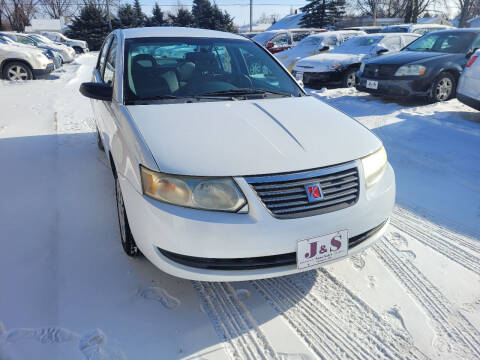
[401,35,419,47]
[331,36,382,54]
[292,31,310,43]
[17,36,36,46]
[103,37,117,86]
[383,26,408,33]
[123,37,303,102]
[97,37,113,73]
[380,36,402,51]
[0,38,6,45]
[404,31,477,54]
[271,33,290,46]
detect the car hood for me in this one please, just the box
[294,53,365,72]
[0,43,44,56]
[126,97,381,176]
[366,51,454,65]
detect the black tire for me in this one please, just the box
[73,47,84,54]
[96,128,104,151]
[429,72,456,103]
[2,62,33,81]
[115,177,140,257]
[342,68,357,88]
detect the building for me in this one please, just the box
[24,18,67,33]
[468,16,480,28]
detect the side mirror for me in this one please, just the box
[80,82,113,101]
[319,45,330,51]
[266,42,274,49]
[376,48,389,55]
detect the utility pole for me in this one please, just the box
[249,0,253,32]
[106,0,112,30]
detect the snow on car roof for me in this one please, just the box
[121,27,247,40]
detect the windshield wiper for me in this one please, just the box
[199,88,294,98]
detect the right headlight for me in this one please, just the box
[140,166,247,212]
[394,64,426,76]
[361,146,387,188]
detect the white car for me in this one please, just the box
[0,36,54,80]
[457,49,480,110]
[0,32,75,63]
[275,30,366,71]
[80,27,395,281]
[382,24,454,35]
[293,33,420,88]
[39,31,89,54]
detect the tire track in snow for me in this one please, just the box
[252,271,425,360]
[391,207,480,276]
[374,236,480,359]
[193,281,278,360]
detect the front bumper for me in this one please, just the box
[33,63,55,78]
[356,75,431,97]
[294,69,346,85]
[119,161,395,281]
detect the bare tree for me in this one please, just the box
[2,0,37,31]
[38,0,76,18]
[355,0,406,18]
[454,0,480,27]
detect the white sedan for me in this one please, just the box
[80,27,395,281]
[275,30,366,71]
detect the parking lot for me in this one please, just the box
[0,53,479,359]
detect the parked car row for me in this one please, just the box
[0,31,86,81]
[252,25,479,107]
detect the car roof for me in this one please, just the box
[120,27,247,40]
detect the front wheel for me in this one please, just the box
[430,72,456,103]
[115,177,140,257]
[342,68,357,88]
[2,62,33,81]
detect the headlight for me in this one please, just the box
[361,146,387,188]
[140,166,247,212]
[359,62,365,73]
[394,65,426,76]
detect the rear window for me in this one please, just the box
[383,26,408,33]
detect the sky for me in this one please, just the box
[138,0,459,27]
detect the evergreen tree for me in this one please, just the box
[192,0,213,29]
[148,3,165,26]
[66,4,110,51]
[133,0,146,26]
[168,8,194,27]
[115,4,138,28]
[299,0,345,28]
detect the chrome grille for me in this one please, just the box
[245,162,360,219]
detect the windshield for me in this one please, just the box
[404,31,477,54]
[252,32,276,45]
[124,37,303,102]
[33,34,53,44]
[331,36,382,54]
[297,35,327,47]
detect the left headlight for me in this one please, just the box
[140,166,247,212]
[361,146,387,188]
[328,63,341,71]
[395,64,426,76]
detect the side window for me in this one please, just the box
[380,36,402,51]
[103,37,117,86]
[18,37,35,46]
[97,37,112,73]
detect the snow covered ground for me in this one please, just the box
[0,53,479,360]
